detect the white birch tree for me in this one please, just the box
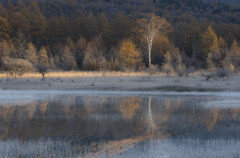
[138,14,171,67]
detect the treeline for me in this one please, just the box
[0,0,240,76]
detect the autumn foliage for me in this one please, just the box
[120,39,143,70]
[0,0,240,76]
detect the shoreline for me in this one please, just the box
[0,75,240,92]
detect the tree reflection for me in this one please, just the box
[147,97,157,134]
[0,95,239,143]
[119,97,141,120]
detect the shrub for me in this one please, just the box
[2,57,33,77]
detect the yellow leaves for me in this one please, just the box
[201,25,219,56]
[230,40,240,57]
[119,39,142,69]
[203,110,219,132]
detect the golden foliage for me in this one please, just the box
[201,26,219,57]
[119,39,142,70]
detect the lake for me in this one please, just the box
[0,90,240,158]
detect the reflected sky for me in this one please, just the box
[0,91,240,157]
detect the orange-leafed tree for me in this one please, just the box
[119,39,143,70]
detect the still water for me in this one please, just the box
[0,91,240,158]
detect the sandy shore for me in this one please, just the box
[0,75,240,92]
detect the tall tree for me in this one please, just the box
[25,42,37,64]
[13,30,28,58]
[74,37,87,69]
[229,40,240,72]
[37,46,49,78]
[138,14,171,67]
[162,51,174,76]
[0,16,10,39]
[61,45,76,70]
[201,26,218,57]
[119,39,142,70]
[38,46,48,65]
[83,36,106,70]
[209,33,221,67]
[0,40,10,58]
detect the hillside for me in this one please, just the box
[0,0,240,73]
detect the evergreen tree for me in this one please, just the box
[229,40,240,72]
[37,46,49,78]
[83,37,106,71]
[25,42,37,64]
[61,45,76,70]
[201,26,218,57]
[38,46,49,65]
[13,30,28,58]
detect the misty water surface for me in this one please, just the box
[0,91,240,158]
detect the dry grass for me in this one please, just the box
[0,69,216,79]
[0,71,167,78]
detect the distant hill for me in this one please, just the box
[1,0,240,24]
[207,0,240,5]
[0,0,240,71]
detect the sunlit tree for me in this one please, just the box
[138,14,171,67]
[119,39,142,70]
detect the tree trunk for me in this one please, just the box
[148,45,152,67]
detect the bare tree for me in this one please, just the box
[138,14,171,67]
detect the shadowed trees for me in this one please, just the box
[37,46,49,78]
[83,36,107,71]
[0,16,10,39]
[162,52,174,76]
[61,45,77,70]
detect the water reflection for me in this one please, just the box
[0,94,240,157]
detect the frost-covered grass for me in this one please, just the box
[0,138,239,158]
[115,138,240,158]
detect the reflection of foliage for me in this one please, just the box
[119,97,141,120]
[204,109,219,132]
[0,96,240,144]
